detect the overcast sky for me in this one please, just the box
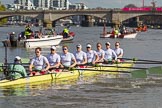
[1,0,162,8]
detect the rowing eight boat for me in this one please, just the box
[0,62,133,87]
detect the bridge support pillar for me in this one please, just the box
[136,17,143,26]
[81,16,94,27]
[43,19,52,28]
[52,21,56,27]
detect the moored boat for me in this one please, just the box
[100,23,138,39]
[2,28,63,48]
[136,25,147,32]
[100,32,138,39]
[0,62,133,87]
[2,35,63,48]
[61,31,75,42]
[62,36,74,42]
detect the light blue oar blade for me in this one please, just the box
[148,66,162,74]
[131,69,147,78]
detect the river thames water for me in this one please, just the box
[0,26,162,108]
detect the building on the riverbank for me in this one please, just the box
[14,0,35,10]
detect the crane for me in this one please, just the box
[142,0,144,7]
[151,0,157,8]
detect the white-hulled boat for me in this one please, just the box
[23,35,63,48]
[2,35,63,48]
[100,23,138,39]
[100,32,138,39]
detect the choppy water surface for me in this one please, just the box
[0,26,162,108]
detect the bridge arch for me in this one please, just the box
[0,10,162,27]
[50,14,109,22]
[48,13,109,21]
[0,15,43,21]
[113,12,162,23]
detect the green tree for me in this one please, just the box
[0,3,7,25]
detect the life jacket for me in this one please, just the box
[115,30,119,35]
[25,27,32,37]
[25,31,31,36]
[63,28,69,34]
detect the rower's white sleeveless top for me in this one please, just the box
[74,51,87,64]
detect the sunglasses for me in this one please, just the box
[51,49,55,51]
[97,46,101,47]
[86,47,90,48]
[115,45,119,46]
[63,48,67,50]
[35,51,40,53]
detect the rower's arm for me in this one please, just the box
[112,50,118,60]
[45,62,50,71]
[50,62,60,68]
[99,52,105,62]
[70,58,77,68]
[94,54,99,63]
[82,53,87,64]
[82,58,87,65]
[29,64,33,72]
[118,54,123,58]
[117,49,123,58]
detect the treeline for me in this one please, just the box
[0,2,7,25]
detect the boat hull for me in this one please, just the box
[2,35,63,48]
[24,35,63,48]
[0,62,133,87]
[100,33,138,39]
[62,36,74,42]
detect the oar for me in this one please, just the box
[70,68,148,78]
[120,61,162,64]
[147,66,162,75]
[50,67,134,73]
[96,60,162,64]
[50,65,148,78]
[127,66,162,78]
[70,68,131,73]
[94,65,147,70]
[77,64,162,78]
[0,63,30,65]
[123,58,162,63]
[131,69,147,78]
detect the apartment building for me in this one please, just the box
[11,0,87,10]
[33,0,51,10]
[14,0,34,10]
[50,0,70,10]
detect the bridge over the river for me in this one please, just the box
[0,9,162,27]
